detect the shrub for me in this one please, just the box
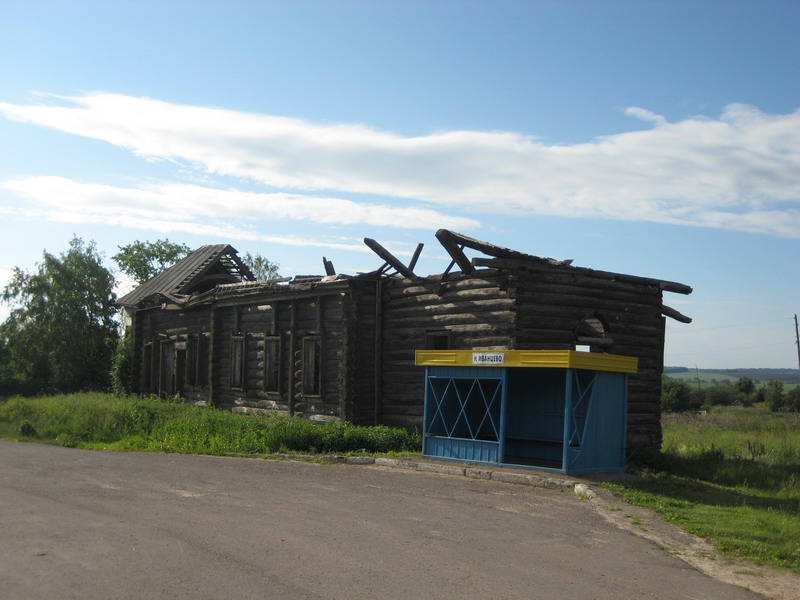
[111,327,134,396]
[765,380,786,412]
[661,377,692,413]
[700,383,738,407]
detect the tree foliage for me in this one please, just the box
[734,376,756,400]
[111,327,133,396]
[113,239,192,284]
[242,251,281,280]
[700,383,738,407]
[764,379,792,412]
[661,377,692,413]
[0,237,118,395]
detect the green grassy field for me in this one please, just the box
[604,404,800,573]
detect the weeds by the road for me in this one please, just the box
[0,393,421,456]
[603,404,800,573]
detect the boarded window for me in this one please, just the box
[143,342,153,391]
[198,333,210,387]
[231,335,245,389]
[264,335,281,392]
[175,343,186,393]
[302,336,321,395]
[185,334,199,386]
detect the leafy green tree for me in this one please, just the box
[734,377,756,402]
[242,252,281,280]
[785,387,800,412]
[661,377,692,413]
[113,239,192,284]
[111,327,133,396]
[1,237,118,394]
[764,380,785,412]
[700,383,737,407]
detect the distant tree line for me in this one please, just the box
[662,375,800,413]
[1,238,278,398]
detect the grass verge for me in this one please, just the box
[0,393,421,456]
[603,405,800,573]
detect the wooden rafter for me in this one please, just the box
[363,238,417,280]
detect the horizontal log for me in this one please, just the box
[383,275,501,298]
[473,257,692,295]
[385,296,515,317]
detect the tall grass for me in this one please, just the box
[606,404,800,572]
[0,393,421,456]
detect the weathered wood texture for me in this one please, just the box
[128,247,678,450]
[378,272,515,426]
[377,263,667,449]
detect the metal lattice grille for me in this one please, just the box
[568,370,596,448]
[426,377,502,442]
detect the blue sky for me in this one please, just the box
[1,0,798,369]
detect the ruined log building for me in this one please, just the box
[117,229,692,449]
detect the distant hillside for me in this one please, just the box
[665,367,800,385]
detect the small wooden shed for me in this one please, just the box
[117,230,691,450]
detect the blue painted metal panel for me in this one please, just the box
[566,371,627,473]
[425,436,500,463]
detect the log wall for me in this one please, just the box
[379,272,516,427]
[130,263,669,450]
[504,266,666,449]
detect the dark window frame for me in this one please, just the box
[425,329,452,350]
[230,335,245,390]
[302,336,321,396]
[185,334,199,387]
[142,342,153,391]
[264,335,282,393]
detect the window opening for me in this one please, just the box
[425,330,452,350]
[185,335,199,386]
[231,335,245,389]
[302,337,321,395]
[143,342,153,391]
[264,336,281,392]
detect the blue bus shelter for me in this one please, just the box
[415,350,638,475]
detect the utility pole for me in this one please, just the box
[795,314,800,382]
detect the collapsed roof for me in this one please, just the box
[116,230,692,322]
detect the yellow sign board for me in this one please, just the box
[414,349,638,373]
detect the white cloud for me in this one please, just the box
[0,176,479,235]
[1,93,799,237]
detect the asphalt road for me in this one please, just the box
[0,440,760,600]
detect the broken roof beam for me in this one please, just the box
[407,243,424,273]
[435,229,474,274]
[662,304,692,323]
[363,238,418,280]
[322,257,336,276]
[438,229,570,268]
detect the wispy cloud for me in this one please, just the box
[0,176,478,233]
[1,92,799,238]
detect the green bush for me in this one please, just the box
[700,383,738,407]
[111,327,134,396]
[661,377,692,413]
[765,380,786,411]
